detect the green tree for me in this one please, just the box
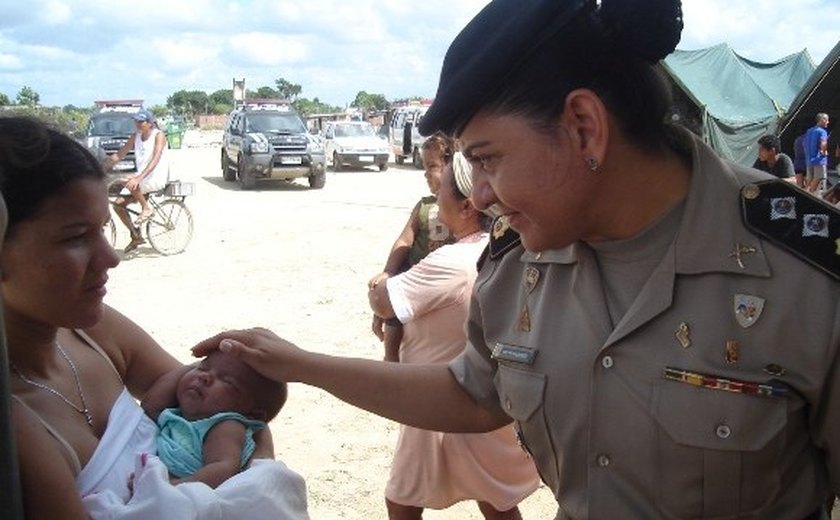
[275,78,302,101]
[251,86,278,99]
[351,91,389,114]
[0,92,9,105]
[293,97,342,117]
[167,90,209,117]
[16,85,40,107]
[149,104,168,118]
[209,89,233,114]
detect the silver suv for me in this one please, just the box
[221,101,326,189]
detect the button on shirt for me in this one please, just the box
[449,130,840,519]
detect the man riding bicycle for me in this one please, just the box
[103,109,170,253]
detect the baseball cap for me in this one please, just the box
[133,109,155,123]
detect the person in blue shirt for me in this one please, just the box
[142,350,287,488]
[804,112,830,193]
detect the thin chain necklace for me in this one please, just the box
[12,343,94,428]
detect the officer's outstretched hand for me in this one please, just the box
[191,327,302,382]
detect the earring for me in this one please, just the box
[585,157,600,173]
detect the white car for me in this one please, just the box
[323,121,390,172]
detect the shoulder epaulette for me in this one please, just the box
[477,215,522,271]
[741,180,840,280]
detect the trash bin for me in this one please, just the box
[166,122,184,149]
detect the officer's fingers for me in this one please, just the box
[191,329,255,357]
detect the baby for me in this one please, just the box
[142,350,287,488]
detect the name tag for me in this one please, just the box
[492,343,537,365]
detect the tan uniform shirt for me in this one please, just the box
[450,131,840,519]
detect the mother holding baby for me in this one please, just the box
[0,117,306,519]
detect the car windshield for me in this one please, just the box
[334,124,375,138]
[88,115,136,136]
[246,113,307,134]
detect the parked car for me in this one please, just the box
[388,105,429,169]
[86,100,143,172]
[323,120,390,172]
[220,100,326,189]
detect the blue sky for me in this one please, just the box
[1,0,838,109]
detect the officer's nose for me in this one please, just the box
[470,171,496,212]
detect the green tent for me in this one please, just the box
[661,43,815,166]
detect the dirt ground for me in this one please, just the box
[102,131,558,519]
[104,131,839,520]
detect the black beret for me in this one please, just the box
[419,0,591,137]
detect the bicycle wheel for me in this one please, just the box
[103,215,117,248]
[145,200,193,255]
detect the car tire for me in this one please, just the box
[221,151,236,181]
[412,148,424,169]
[333,152,343,172]
[395,155,405,165]
[237,157,256,190]
[309,170,326,189]
[378,162,389,172]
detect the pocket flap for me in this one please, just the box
[495,365,546,421]
[654,380,787,451]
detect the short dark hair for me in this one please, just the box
[0,117,104,237]
[757,134,781,153]
[254,376,288,422]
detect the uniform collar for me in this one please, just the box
[673,128,770,278]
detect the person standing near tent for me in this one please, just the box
[752,134,794,179]
[804,112,830,193]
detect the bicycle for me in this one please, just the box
[104,178,195,256]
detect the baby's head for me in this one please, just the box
[176,351,287,422]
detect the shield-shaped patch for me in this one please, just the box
[733,294,765,328]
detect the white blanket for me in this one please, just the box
[83,454,310,520]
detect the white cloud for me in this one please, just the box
[0,53,22,69]
[226,33,311,66]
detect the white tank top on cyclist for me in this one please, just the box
[133,127,169,193]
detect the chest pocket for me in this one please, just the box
[652,380,788,519]
[495,364,558,489]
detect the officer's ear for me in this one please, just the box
[560,88,609,172]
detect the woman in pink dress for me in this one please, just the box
[368,152,540,519]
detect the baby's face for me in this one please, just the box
[176,352,257,420]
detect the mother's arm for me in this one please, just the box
[86,304,181,399]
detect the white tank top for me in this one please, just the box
[133,127,169,189]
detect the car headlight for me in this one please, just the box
[309,141,323,154]
[249,141,269,154]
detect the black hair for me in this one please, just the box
[255,377,288,422]
[757,134,781,153]
[477,0,683,153]
[0,117,104,236]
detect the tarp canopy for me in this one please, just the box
[778,39,840,170]
[661,43,815,166]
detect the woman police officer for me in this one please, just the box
[195,0,840,518]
